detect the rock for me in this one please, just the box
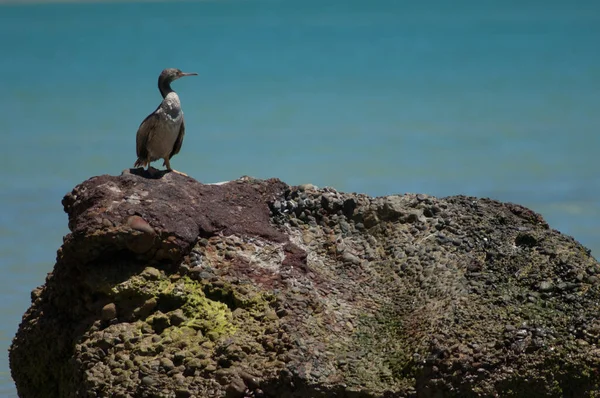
[225,376,247,398]
[539,280,554,292]
[135,297,157,320]
[141,267,161,281]
[159,358,175,371]
[126,215,155,235]
[169,309,187,326]
[9,172,600,398]
[341,251,360,265]
[101,303,117,321]
[175,389,192,398]
[141,376,157,386]
[239,371,260,389]
[149,312,170,334]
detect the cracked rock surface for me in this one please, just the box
[9,169,600,397]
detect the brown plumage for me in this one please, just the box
[134,68,197,174]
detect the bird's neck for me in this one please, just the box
[158,80,173,99]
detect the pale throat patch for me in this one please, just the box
[163,92,182,120]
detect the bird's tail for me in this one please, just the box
[134,159,147,168]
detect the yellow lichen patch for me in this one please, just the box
[111,272,159,298]
[176,277,236,340]
[109,269,237,343]
[163,325,197,342]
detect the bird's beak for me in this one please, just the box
[181,72,198,77]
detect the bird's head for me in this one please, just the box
[159,68,198,83]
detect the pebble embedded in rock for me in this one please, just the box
[276,308,288,318]
[141,376,157,386]
[239,371,260,389]
[126,215,155,235]
[188,266,203,280]
[175,389,192,398]
[205,364,217,373]
[538,281,553,292]
[185,358,204,372]
[101,303,117,321]
[225,376,247,398]
[135,297,157,320]
[141,267,161,281]
[341,252,360,265]
[160,358,175,371]
[298,183,317,192]
[169,309,188,326]
[179,263,190,274]
[150,313,170,334]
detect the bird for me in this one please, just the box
[134,68,197,176]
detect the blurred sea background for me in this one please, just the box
[1,0,599,394]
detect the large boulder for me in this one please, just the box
[10,170,600,397]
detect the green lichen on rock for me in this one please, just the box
[347,307,422,392]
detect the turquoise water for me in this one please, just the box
[1,0,599,394]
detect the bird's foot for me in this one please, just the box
[146,166,160,177]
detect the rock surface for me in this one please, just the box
[10,169,600,397]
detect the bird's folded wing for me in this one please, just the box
[169,115,185,159]
[136,112,161,159]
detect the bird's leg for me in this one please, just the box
[163,158,172,171]
[163,158,188,176]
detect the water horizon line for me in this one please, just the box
[0,0,219,6]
